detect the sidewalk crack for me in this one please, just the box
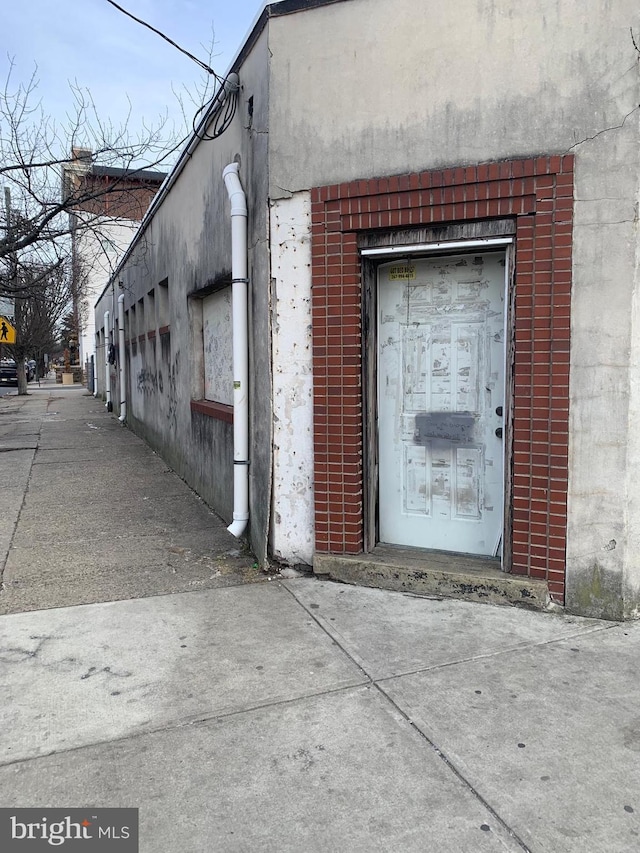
[373,680,533,852]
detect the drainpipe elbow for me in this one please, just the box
[227,515,249,538]
[223,163,248,217]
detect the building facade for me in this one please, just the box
[95,0,640,619]
[64,149,166,384]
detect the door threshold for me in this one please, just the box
[313,544,553,611]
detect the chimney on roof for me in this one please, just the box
[71,147,93,164]
[62,148,93,202]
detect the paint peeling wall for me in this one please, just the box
[269,193,315,565]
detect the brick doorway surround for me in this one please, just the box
[310,155,573,603]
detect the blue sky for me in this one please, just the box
[1,0,268,163]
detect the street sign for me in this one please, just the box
[0,316,16,344]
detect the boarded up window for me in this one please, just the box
[203,287,232,405]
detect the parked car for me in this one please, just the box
[0,359,18,386]
[0,359,36,385]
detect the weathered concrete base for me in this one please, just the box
[565,564,640,622]
[314,545,552,611]
[565,563,625,622]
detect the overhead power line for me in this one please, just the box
[105,0,226,86]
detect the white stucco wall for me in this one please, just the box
[269,193,315,565]
[75,217,138,366]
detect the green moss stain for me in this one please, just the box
[568,561,623,621]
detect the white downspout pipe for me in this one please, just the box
[223,162,249,538]
[104,310,111,411]
[117,294,126,423]
[93,336,99,397]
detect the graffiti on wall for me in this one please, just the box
[166,349,180,434]
[136,367,157,395]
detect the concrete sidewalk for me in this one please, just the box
[0,380,262,614]
[1,384,639,852]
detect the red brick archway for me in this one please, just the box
[310,155,573,603]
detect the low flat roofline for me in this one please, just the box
[90,165,167,183]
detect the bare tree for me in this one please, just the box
[6,259,72,394]
[0,0,237,302]
[0,9,236,397]
[0,62,182,292]
[0,61,185,395]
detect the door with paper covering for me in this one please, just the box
[377,252,506,557]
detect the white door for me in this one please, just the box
[377,252,506,557]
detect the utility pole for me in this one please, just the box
[3,186,25,390]
[2,188,14,362]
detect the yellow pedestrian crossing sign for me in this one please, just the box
[0,316,16,344]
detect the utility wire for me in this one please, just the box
[105,0,225,86]
[104,0,239,141]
